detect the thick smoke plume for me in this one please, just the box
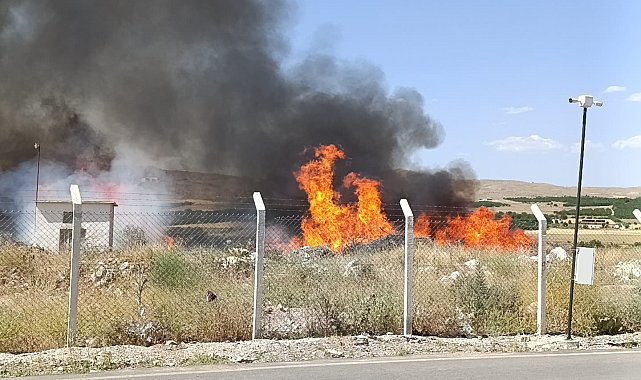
[0,0,476,208]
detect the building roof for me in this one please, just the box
[36,200,118,206]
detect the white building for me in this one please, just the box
[34,201,117,252]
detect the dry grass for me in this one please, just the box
[547,228,641,246]
[1,240,641,353]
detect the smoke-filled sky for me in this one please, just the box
[0,0,476,207]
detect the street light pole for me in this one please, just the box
[566,95,602,340]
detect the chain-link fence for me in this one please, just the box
[412,207,539,338]
[0,210,70,353]
[546,227,641,335]
[0,206,257,353]
[2,201,641,353]
[261,212,406,339]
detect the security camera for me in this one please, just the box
[579,95,593,108]
[569,95,602,108]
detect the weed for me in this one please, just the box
[1,242,641,352]
[186,354,228,366]
[150,250,197,288]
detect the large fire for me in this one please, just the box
[295,145,393,252]
[296,145,532,253]
[415,208,532,251]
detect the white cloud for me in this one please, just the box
[570,140,603,153]
[487,135,563,152]
[626,93,641,102]
[603,85,626,93]
[612,135,641,150]
[502,106,534,115]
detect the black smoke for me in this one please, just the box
[0,0,476,207]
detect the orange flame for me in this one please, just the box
[414,213,432,238]
[432,207,532,251]
[163,235,175,249]
[295,145,393,253]
[295,145,532,253]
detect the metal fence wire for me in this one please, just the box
[1,203,641,354]
[545,228,641,335]
[408,206,538,338]
[261,214,405,339]
[0,210,70,353]
[0,208,257,353]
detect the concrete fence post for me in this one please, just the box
[634,209,641,224]
[531,204,547,336]
[400,199,414,337]
[252,192,266,340]
[67,184,83,347]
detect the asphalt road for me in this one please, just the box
[28,350,641,380]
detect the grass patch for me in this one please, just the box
[150,250,200,288]
[1,240,640,353]
[186,354,228,366]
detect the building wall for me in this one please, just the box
[35,203,115,252]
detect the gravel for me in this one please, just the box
[1,333,641,377]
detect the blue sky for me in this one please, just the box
[288,1,641,187]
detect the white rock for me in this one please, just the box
[440,270,460,285]
[613,260,641,282]
[94,266,106,279]
[464,259,480,271]
[343,259,362,277]
[223,256,248,270]
[354,334,369,345]
[324,349,344,358]
[548,247,567,261]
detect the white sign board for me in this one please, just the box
[575,247,595,285]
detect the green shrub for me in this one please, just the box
[150,250,198,288]
[579,239,604,248]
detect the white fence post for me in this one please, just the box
[531,204,547,336]
[634,209,641,224]
[400,199,414,337]
[67,184,83,347]
[252,192,266,340]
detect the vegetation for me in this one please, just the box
[494,211,538,230]
[473,201,509,208]
[1,240,641,353]
[579,239,605,248]
[506,196,641,219]
[553,208,612,219]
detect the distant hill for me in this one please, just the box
[478,180,641,200]
[165,169,262,202]
[160,170,641,208]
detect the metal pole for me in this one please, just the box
[566,107,588,340]
[252,192,266,340]
[34,143,41,233]
[531,204,547,335]
[400,199,414,336]
[67,185,82,347]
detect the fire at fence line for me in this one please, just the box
[0,144,533,255]
[293,144,533,253]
